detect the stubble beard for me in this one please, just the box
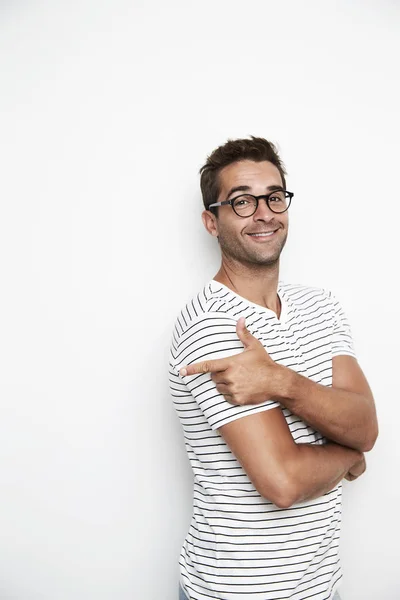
[217,227,288,269]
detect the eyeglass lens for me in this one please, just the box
[233,192,290,216]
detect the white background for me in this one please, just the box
[0,1,399,599]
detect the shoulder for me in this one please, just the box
[280,281,334,307]
[170,282,242,368]
[279,282,341,326]
[171,281,238,343]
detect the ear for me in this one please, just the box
[202,210,219,238]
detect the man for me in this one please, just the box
[169,137,378,600]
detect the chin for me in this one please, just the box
[220,236,286,267]
[249,245,285,266]
[252,255,281,267]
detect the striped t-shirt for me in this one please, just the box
[169,280,356,600]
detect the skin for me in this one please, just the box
[202,160,289,314]
[180,159,378,508]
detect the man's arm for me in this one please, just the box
[219,406,364,509]
[180,318,378,452]
[277,353,378,451]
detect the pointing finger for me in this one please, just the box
[180,357,229,377]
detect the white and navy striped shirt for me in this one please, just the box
[169,280,356,600]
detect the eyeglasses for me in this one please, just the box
[208,190,294,217]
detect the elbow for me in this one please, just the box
[270,486,299,510]
[258,476,299,510]
[273,491,298,510]
[360,438,376,453]
[255,454,304,509]
[361,423,379,452]
[359,419,379,452]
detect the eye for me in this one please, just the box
[232,195,257,215]
[235,197,251,206]
[233,194,255,206]
[269,191,285,203]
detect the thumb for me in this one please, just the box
[236,317,258,349]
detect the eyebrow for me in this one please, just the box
[225,184,284,201]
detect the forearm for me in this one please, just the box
[276,366,377,452]
[220,407,364,510]
[284,441,362,506]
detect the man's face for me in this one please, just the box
[204,160,289,267]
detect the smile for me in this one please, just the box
[247,230,278,238]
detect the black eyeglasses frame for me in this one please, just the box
[208,190,294,217]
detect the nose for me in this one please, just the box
[252,198,275,221]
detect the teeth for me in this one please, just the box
[250,232,275,237]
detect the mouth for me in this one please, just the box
[247,229,279,239]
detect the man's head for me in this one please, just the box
[200,136,286,212]
[200,137,290,268]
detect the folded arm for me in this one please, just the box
[181,318,378,453]
[277,354,378,452]
[220,407,365,509]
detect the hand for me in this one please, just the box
[345,454,366,481]
[179,317,286,405]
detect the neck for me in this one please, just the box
[214,256,281,317]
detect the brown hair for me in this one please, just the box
[200,136,287,212]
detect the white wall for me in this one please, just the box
[0,1,399,598]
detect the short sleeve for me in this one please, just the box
[329,291,356,358]
[171,312,280,430]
